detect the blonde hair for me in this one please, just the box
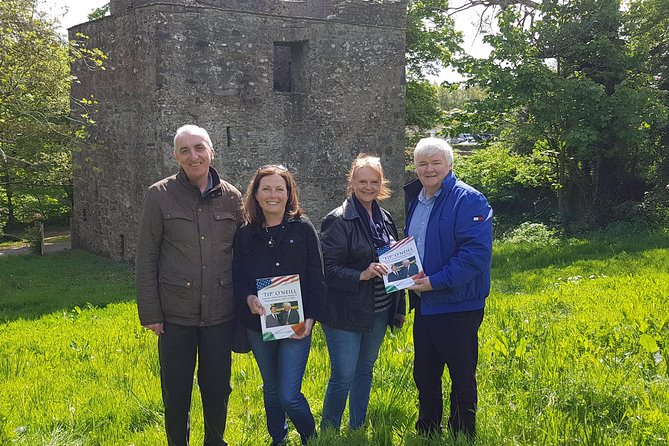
[346,153,392,201]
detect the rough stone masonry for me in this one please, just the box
[70,0,407,262]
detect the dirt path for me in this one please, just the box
[0,229,71,257]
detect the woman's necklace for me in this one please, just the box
[265,226,276,248]
[264,218,283,248]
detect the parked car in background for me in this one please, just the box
[445,132,495,146]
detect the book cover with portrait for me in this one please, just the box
[378,236,425,293]
[256,274,305,341]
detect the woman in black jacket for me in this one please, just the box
[319,154,406,431]
[233,165,324,445]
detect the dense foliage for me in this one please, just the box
[405,79,441,141]
[0,0,104,234]
[405,0,462,134]
[455,143,557,230]
[447,0,669,229]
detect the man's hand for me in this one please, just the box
[247,295,265,315]
[409,276,433,293]
[144,323,164,336]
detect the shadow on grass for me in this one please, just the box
[0,250,135,323]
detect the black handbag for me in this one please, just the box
[231,301,251,354]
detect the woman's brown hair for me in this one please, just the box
[243,165,303,224]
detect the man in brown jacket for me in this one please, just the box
[136,125,243,446]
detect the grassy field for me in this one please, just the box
[0,229,668,445]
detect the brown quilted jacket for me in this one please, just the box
[135,167,243,326]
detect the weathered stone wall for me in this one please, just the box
[71,1,407,262]
[109,0,406,28]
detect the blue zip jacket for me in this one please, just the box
[404,172,493,315]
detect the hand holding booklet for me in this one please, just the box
[378,236,424,293]
[256,274,305,341]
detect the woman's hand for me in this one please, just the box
[246,295,265,315]
[393,314,405,329]
[360,262,388,281]
[291,318,314,340]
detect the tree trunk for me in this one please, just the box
[2,161,17,232]
[553,138,569,227]
[557,150,567,226]
[589,157,619,226]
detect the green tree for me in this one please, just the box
[406,79,440,129]
[460,0,667,227]
[455,143,556,226]
[627,0,669,186]
[0,0,104,232]
[406,0,461,79]
[405,0,462,133]
[438,84,486,112]
[87,3,110,21]
[1,0,69,230]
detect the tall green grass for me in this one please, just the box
[1,229,668,445]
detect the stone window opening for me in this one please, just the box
[273,40,307,93]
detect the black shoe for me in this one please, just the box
[416,424,443,438]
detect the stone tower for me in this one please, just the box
[70,0,407,261]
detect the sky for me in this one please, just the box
[43,0,108,33]
[43,0,491,83]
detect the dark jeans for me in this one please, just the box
[248,328,315,445]
[413,308,484,438]
[158,321,233,446]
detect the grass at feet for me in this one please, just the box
[1,230,668,445]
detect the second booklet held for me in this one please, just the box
[379,236,424,293]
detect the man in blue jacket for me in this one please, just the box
[405,137,493,439]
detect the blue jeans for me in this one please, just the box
[321,309,389,430]
[248,329,315,444]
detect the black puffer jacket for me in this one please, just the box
[319,198,405,332]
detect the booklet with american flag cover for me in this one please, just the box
[256,274,305,341]
[378,236,425,293]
